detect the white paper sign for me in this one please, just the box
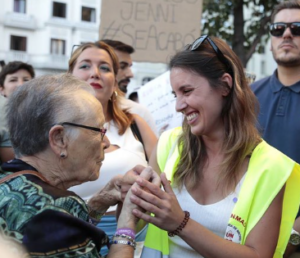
[138,71,183,133]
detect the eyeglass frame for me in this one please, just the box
[269,22,300,37]
[184,35,233,76]
[70,44,81,57]
[54,122,107,140]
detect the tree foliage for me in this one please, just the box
[201,0,280,66]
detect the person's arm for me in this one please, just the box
[119,165,161,232]
[108,166,161,258]
[284,216,300,258]
[133,114,158,160]
[131,173,284,258]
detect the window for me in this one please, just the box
[53,2,66,18]
[81,6,96,22]
[10,36,27,51]
[14,0,26,13]
[51,38,66,55]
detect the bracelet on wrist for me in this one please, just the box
[110,239,136,250]
[168,211,190,237]
[114,233,135,242]
[116,227,136,240]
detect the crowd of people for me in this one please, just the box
[0,1,300,258]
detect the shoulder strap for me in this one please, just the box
[130,122,148,161]
[0,170,48,184]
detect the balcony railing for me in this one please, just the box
[0,51,69,71]
[4,12,37,30]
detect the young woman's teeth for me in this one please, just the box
[187,113,197,121]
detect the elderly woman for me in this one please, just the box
[130,36,300,258]
[0,73,157,257]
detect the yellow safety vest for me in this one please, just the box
[141,127,300,258]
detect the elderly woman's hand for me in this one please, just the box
[117,166,161,228]
[87,174,123,214]
[120,165,161,202]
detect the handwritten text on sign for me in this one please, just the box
[138,71,183,132]
[99,0,203,63]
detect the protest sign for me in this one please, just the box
[138,71,183,133]
[99,0,203,63]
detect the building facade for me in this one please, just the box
[0,0,102,75]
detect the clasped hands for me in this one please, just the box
[88,165,185,232]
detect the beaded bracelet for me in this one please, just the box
[168,211,190,237]
[116,228,136,239]
[114,233,135,242]
[111,239,136,250]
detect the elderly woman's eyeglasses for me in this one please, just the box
[55,122,107,140]
[185,35,233,76]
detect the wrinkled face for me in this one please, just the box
[0,69,32,98]
[114,50,134,93]
[66,94,110,184]
[71,47,116,108]
[171,68,225,139]
[271,9,300,67]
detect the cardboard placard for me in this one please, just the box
[138,71,183,133]
[99,0,203,63]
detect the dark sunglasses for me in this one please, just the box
[55,122,107,140]
[270,22,300,37]
[185,35,233,76]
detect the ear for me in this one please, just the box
[49,125,68,158]
[220,73,232,97]
[0,86,6,97]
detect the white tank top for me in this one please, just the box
[69,121,148,212]
[169,174,246,258]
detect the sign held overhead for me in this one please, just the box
[99,0,203,63]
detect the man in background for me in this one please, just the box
[101,39,134,94]
[251,1,300,257]
[101,39,158,136]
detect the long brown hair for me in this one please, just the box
[170,36,261,191]
[68,42,132,135]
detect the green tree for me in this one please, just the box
[201,0,280,67]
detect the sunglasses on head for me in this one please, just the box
[185,35,233,76]
[270,22,300,37]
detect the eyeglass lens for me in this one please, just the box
[270,22,300,37]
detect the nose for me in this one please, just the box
[283,26,293,38]
[91,66,101,78]
[124,67,134,79]
[102,135,110,150]
[17,79,26,86]
[175,96,187,113]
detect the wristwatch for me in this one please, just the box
[289,229,300,246]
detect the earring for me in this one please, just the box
[110,91,118,102]
[60,153,66,158]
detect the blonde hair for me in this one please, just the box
[68,42,133,135]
